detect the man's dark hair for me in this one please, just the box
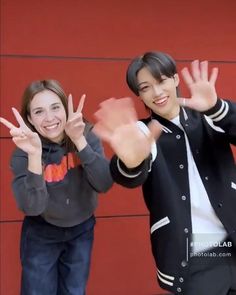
[126,51,178,96]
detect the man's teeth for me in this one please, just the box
[155,98,166,104]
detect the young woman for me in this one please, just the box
[0,79,113,295]
[93,52,236,295]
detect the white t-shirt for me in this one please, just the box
[171,116,227,253]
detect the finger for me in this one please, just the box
[99,97,137,122]
[147,120,163,142]
[93,123,113,142]
[116,97,137,122]
[12,108,28,129]
[177,97,187,107]
[94,108,104,121]
[191,60,201,81]
[76,94,86,113]
[12,136,27,146]
[209,67,218,85]
[10,128,25,137]
[181,67,194,86]
[67,113,83,123]
[200,61,208,81]
[0,117,16,130]
[99,97,116,108]
[177,97,195,109]
[68,94,74,115]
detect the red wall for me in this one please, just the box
[0,0,236,294]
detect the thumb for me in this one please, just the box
[147,120,163,142]
[177,97,189,108]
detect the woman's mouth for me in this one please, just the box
[44,123,59,130]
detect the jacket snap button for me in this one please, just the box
[184,228,189,233]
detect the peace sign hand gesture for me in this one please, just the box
[65,94,87,149]
[0,108,42,155]
[179,60,218,112]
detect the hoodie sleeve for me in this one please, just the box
[10,148,49,215]
[77,130,113,192]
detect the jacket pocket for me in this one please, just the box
[151,216,170,234]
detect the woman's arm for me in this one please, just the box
[11,149,49,215]
[78,130,113,193]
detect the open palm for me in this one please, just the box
[179,60,218,112]
[94,97,162,168]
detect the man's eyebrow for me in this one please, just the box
[137,81,148,87]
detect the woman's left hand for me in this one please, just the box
[65,94,87,149]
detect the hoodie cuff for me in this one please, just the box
[25,171,45,189]
[78,143,96,164]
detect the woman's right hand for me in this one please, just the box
[0,107,42,155]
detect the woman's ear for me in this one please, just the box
[174,73,180,87]
[27,115,34,126]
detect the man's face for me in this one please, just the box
[137,67,180,120]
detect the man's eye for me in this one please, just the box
[140,86,150,92]
[160,78,167,83]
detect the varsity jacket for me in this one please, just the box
[110,99,236,294]
[11,128,113,227]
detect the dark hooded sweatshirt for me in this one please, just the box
[10,129,113,227]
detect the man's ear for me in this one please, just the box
[174,73,180,87]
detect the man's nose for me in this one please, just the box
[152,84,163,96]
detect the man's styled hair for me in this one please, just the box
[126,51,178,96]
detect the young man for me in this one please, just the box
[94,51,236,295]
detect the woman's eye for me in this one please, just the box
[52,105,60,111]
[34,110,43,115]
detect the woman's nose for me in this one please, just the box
[44,111,54,121]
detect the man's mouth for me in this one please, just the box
[153,97,168,106]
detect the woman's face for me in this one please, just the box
[137,67,180,120]
[28,90,67,143]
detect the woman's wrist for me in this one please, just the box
[74,136,88,151]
